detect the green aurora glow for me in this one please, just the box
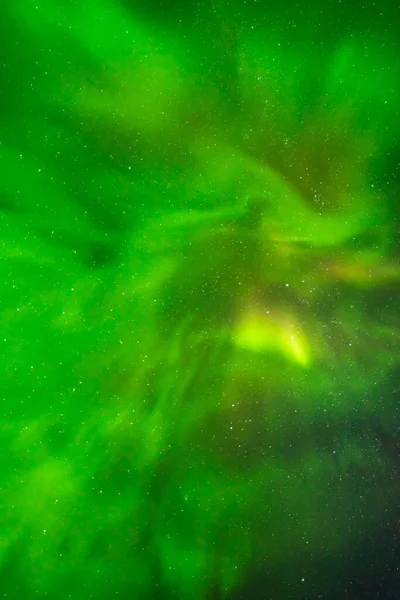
[1,1,400,598]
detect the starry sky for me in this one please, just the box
[1,0,400,598]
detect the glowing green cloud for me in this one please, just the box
[1,1,400,599]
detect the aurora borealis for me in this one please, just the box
[1,0,400,598]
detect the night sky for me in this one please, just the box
[1,1,400,599]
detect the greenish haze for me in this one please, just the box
[1,0,400,598]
